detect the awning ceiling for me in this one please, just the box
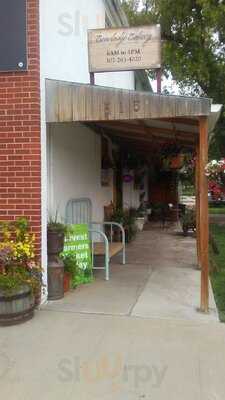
[46,79,222,150]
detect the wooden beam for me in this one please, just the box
[96,126,196,147]
[159,117,198,126]
[195,139,201,269]
[90,72,95,85]
[109,136,196,155]
[156,68,162,94]
[95,121,197,143]
[199,116,209,313]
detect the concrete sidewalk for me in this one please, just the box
[1,310,225,400]
[0,226,222,399]
[45,226,218,323]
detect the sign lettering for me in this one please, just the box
[88,25,161,73]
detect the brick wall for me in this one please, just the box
[0,0,41,254]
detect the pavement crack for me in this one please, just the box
[128,266,154,317]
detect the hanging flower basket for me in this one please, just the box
[162,154,184,170]
[170,154,185,169]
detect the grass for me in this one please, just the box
[210,224,225,322]
[209,207,225,215]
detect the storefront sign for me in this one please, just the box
[88,25,161,73]
[64,224,92,272]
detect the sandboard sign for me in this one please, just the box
[63,224,93,284]
[88,25,161,73]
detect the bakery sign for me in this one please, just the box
[88,25,161,73]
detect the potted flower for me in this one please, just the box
[47,216,68,300]
[170,154,185,169]
[60,252,77,293]
[0,218,42,326]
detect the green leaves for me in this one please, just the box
[122,0,225,157]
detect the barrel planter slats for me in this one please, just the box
[0,285,35,326]
[47,229,65,300]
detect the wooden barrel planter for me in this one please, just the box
[0,284,35,327]
[47,229,65,300]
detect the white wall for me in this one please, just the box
[123,171,141,210]
[123,171,149,210]
[39,0,135,300]
[47,123,113,223]
[40,0,134,89]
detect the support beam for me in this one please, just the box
[195,140,201,268]
[95,121,197,143]
[159,117,198,126]
[90,72,95,85]
[156,68,162,94]
[199,117,209,313]
[94,127,196,147]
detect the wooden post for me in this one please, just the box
[90,72,95,85]
[156,69,162,94]
[199,116,209,313]
[195,141,201,268]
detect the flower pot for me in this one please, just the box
[47,230,65,254]
[170,154,184,169]
[64,272,71,293]
[135,217,145,232]
[0,284,35,326]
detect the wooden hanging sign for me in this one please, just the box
[88,25,161,73]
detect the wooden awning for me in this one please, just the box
[45,78,222,314]
[46,79,221,148]
[46,79,212,123]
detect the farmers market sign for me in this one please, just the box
[64,224,92,271]
[88,25,161,73]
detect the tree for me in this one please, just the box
[122,0,225,157]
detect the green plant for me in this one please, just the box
[111,207,137,242]
[48,212,68,235]
[61,252,93,288]
[0,274,21,293]
[210,224,225,322]
[61,252,77,288]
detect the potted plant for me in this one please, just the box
[47,215,68,300]
[61,253,77,293]
[160,143,186,170]
[135,214,145,232]
[0,218,42,326]
[130,208,145,232]
[47,215,68,254]
[111,207,137,243]
[170,154,185,169]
